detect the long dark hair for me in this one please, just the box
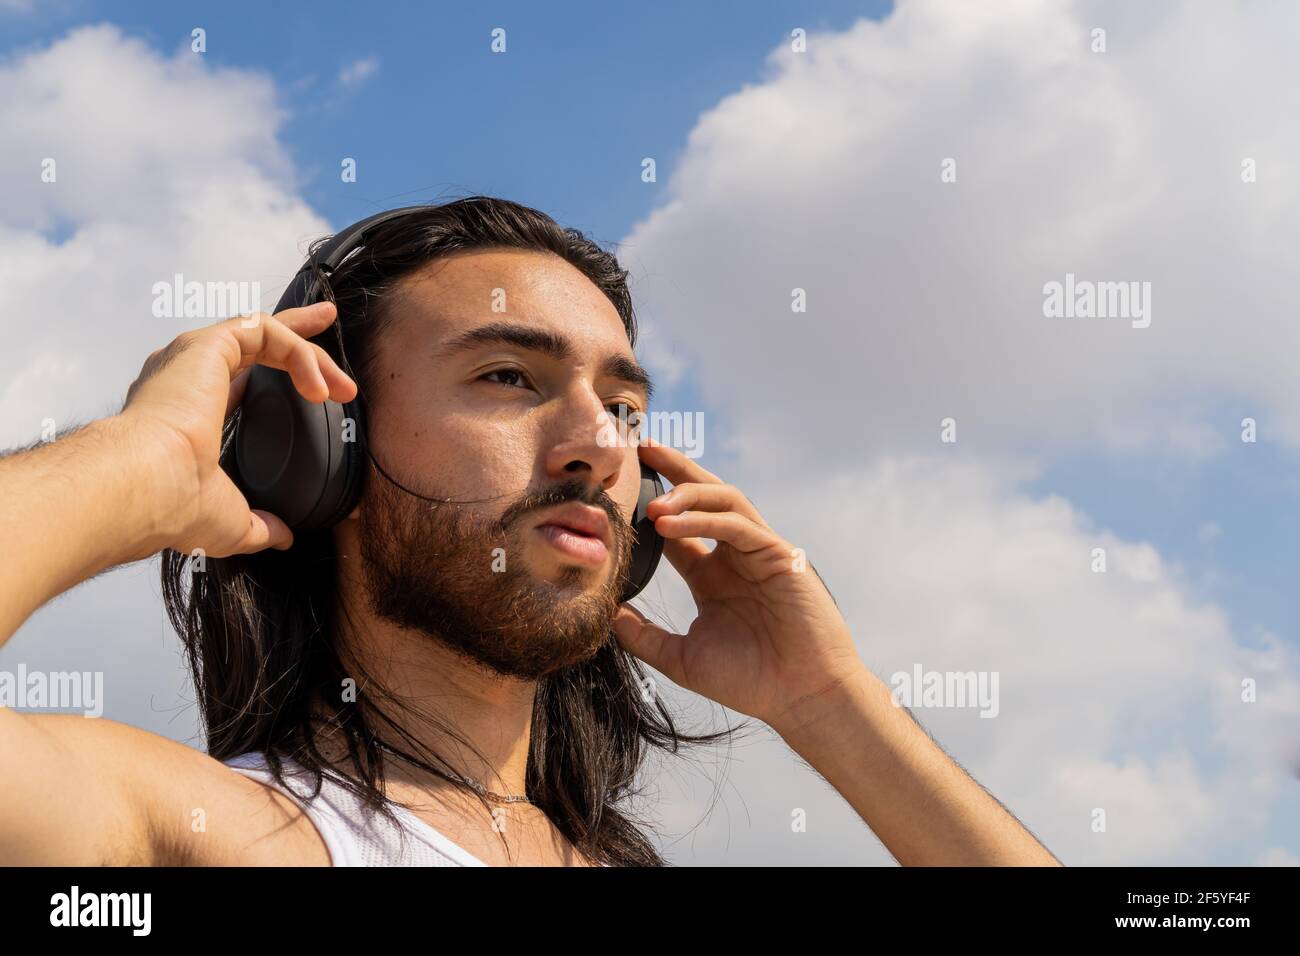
[161,196,743,866]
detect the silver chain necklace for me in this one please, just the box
[373,740,532,804]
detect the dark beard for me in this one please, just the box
[357,469,634,680]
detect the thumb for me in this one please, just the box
[613,604,685,684]
[236,509,295,553]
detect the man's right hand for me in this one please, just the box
[117,301,357,559]
[0,302,356,867]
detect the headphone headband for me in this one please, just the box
[274,205,433,319]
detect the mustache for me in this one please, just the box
[365,452,629,537]
[496,477,628,538]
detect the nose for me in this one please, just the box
[540,381,635,507]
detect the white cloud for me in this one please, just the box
[1256,846,1299,866]
[0,25,329,744]
[1198,521,1223,543]
[621,0,1300,464]
[637,457,1300,864]
[338,56,379,89]
[621,0,1300,864]
[0,24,329,447]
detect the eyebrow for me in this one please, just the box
[435,320,655,402]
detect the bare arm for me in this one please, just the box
[0,415,178,644]
[771,666,1062,866]
[0,708,330,865]
[0,302,355,865]
[612,441,1059,866]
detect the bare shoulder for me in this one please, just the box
[14,712,330,866]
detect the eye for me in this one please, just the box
[482,369,641,420]
[603,400,644,426]
[480,367,532,390]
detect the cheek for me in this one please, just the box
[613,463,643,525]
[381,411,537,501]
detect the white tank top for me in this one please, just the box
[224,751,488,866]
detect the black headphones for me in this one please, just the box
[229,206,665,603]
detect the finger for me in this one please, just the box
[654,510,776,553]
[635,436,723,486]
[648,482,767,527]
[227,314,357,404]
[234,509,295,554]
[661,534,710,578]
[233,339,356,403]
[289,340,357,404]
[226,300,336,340]
[612,604,688,686]
[270,299,338,336]
[225,367,252,415]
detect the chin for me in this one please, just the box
[523,547,607,587]
[527,566,606,597]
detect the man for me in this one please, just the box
[0,197,1060,866]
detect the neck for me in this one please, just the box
[322,564,539,801]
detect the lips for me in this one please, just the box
[536,524,609,566]
[533,503,612,548]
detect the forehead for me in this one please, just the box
[382,248,632,356]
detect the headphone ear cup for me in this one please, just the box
[316,391,367,528]
[621,462,665,603]
[232,363,363,532]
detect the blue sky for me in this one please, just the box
[4,0,891,461]
[2,0,1298,865]
[1,0,887,239]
